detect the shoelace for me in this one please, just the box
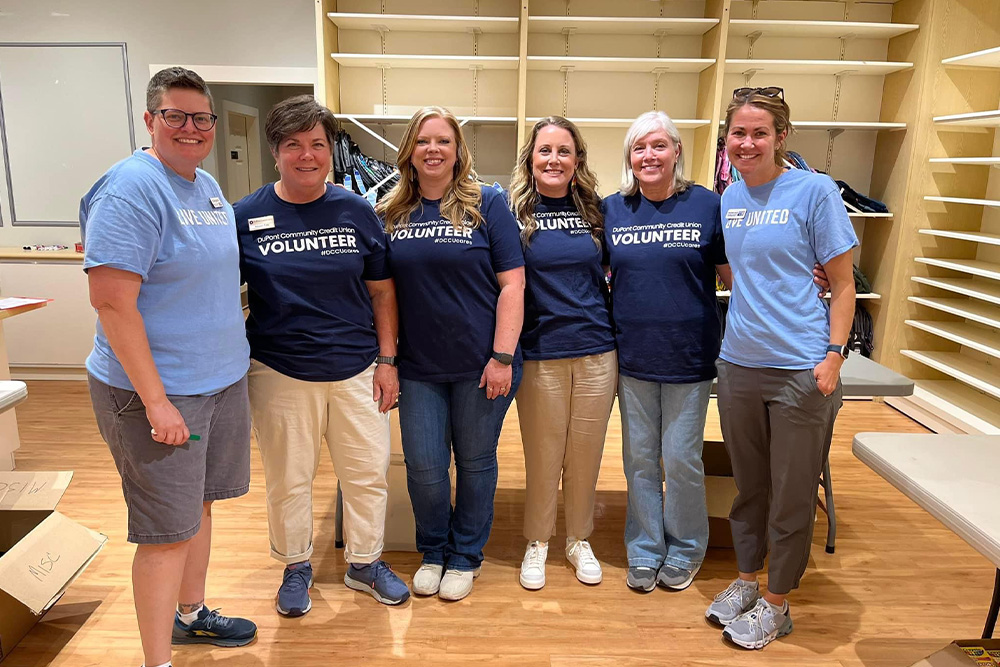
[283,565,311,593]
[525,542,546,569]
[200,608,232,630]
[568,540,597,567]
[714,581,754,612]
[370,560,393,587]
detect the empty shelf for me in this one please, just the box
[915,380,1000,431]
[331,54,519,69]
[527,56,713,72]
[525,116,710,129]
[942,46,1000,69]
[908,296,1000,328]
[335,113,516,124]
[327,13,518,33]
[930,157,1000,166]
[933,110,1000,127]
[906,320,1000,359]
[924,196,1000,208]
[914,257,1000,281]
[726,59,913,75]
[730,19,918,40]
[848,212,893,218]
[900,350,1000,401]
[911,276,1000,305]
[528,16,718,35]
[919,229,1000,246]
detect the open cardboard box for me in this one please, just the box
[909,639,1000,666]
[0,471,107,662]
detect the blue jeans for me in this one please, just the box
[398,366,521,571]
[619,374,712,570]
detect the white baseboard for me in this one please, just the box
[886,386,1000,435]
[10,365,88,381]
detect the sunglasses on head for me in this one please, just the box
[732,86,784,101]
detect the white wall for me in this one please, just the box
[0,0,316,247]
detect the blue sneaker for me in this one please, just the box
[171,606,257,647]
[276,561,313,617]
[344,560,411,605]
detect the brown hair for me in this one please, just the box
[146,67,214,113]
[265,95,339,154]
[724,92,794,167]
[509,116,603,247]
[376,106,483,233]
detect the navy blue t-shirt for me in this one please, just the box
[234,183,390,382]
[520,194,615,361]
[603,185,727,383]
[386,185,525,382]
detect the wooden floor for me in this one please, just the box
[5,381,995,666]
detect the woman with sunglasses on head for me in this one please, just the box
[508,117,616,590]
[377,106,525,602]
[705,86,856,650]
[603,111,732,595]
[233,95,409,616]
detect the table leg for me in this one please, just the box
[984,568,999,639]
[821,457,836,554]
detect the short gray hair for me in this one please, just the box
[619,111,692,197]
[146,67,214,113]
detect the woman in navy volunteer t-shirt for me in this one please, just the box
[376,106,525,602]
[707,88,855,650]
[507,117,616,591]
[603,111,732,594]
[234,96,409,614]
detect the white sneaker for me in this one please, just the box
[519,541,548,590]
[411,563,444,596]
[565,539,602,585]
[438,566,481,601]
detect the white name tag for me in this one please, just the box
[209,197,224,209]
[248,215,275,231]
[726,208,747,222]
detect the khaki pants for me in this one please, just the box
[249,360,390,565]
[515,350,617,543]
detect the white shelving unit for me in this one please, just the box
[331,54,519,69]
[729,19,919,40]
[905,320,1000,359]
[930,157,1000,166]
[528,16,718,35]
[942,45,1000,68]
[924,196,1000,207]
[933,110,1000,127]
[525,116,710,129]
[900,350,1000,401]
[328,13,519,33]
[908,296,1000,329]
[914,257,1000,281]
[919,229,1000,246]
[850,212,894,219]
[911,276,1000,305]
[526,56,714,72]
[725,59,913,75]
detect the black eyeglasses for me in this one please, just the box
[153,108,218,131]
[732,86,785,101]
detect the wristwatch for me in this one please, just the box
[826,344,850,360]
[376,355,398,366]
[491,351,513,366]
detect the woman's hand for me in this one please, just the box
[479,358,513,400]
[813,262,831,298]
[147,399,190,446]
[373,364,399,413]
[813,354,843,397]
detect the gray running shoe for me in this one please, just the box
[656,562,701,591]
[705,578,760,626]
[723,598,793,650]
[626,566,656,592]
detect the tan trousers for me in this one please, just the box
[249,360,390,565]
[515,350,617,543]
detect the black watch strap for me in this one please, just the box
[491,351,513,366]
[826,344,849,359]
[376,355,398,366]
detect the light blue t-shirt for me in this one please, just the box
[80,150,250,395]
[719,169,857,369]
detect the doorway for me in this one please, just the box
[220,100,262,202]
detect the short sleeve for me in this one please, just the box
[809,178,858,265]
[82,194,161,281]
[482,188,525,273]
[709,199,728,266]
[356,202,391,281]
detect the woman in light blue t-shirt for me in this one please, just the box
[707,87,857,651]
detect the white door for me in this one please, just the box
[226,111,253,201]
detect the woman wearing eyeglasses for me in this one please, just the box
[81,67,257,667]
[233,95,409,615]
[602,111,732,595]
[705,86,856,650]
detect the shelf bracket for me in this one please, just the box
[560,66,574,116]
[343,115,399,153]
[562,26,575,56]
[751,0,760,19]
[741,68,761,85]
[472,26,481,56]
[747,30,763,60]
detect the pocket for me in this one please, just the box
[109,385,142,415]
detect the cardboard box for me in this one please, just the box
[909,639,1000,666]
[0,471,107,662]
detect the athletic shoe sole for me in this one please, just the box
[723,617,794,650]
[657,563,701,591]
[519,571,545,589]
[171,633,257,647]
[626,578,655,593]
[573,568,603,585]
[344,572,410,605]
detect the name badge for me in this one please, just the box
[726,208,747,222]
[248,215,275,232]
[209,197,224,209]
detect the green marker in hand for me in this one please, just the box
[150,428,200,442]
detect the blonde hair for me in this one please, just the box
[376,106,483,233]
[619,111,692,197]
[724,92,794,167]
[509,116,603,247]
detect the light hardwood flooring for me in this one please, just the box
[4,381,995,666]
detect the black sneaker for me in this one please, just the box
[172,606,257,647]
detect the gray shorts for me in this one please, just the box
[88,373,251,544]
